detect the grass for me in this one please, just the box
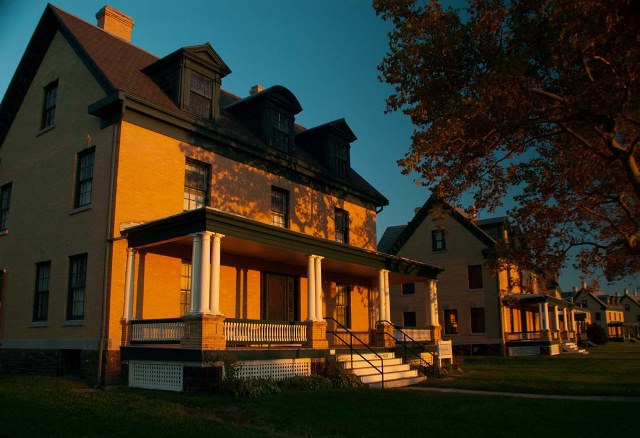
[424,342,640,396]
[0,343,638,437]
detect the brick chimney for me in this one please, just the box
[96,6,135,42]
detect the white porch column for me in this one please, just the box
[209,233,224,315]
[384,270,391,322]
[122,248,136,321]
[571,309,577,332]
[554,305,560,332]
[428,279,440,327]
[314,256,324,321]
[543,302,550,330]
[538,303,543,330]
[189,233,202,314]
[563,308,568,331]
[199,232,212,314]
[378,269,386,322]
[307,255,316,321]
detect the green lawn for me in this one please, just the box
[0,343,638,437]
[424,342,640,396]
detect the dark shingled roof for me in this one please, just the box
[378,225,407,254]
[1,4,388,208]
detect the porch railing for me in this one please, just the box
[223,318,308,346]
[130,318,184,343]
[506,331,542,342]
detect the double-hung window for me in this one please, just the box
[470,307,486,334]
[444,309,459,335]
[334,208,349,243]
[272,111,291,152]
[41,80,58,130]
[189,71,213,119]
[336,284,351,327]
[184,158,210,211]
[432,229,446,252]
[74,148,95,208]
[180,259,192,315]
[402,283,415,295]
[33,262,51,322]
[67,254,87,320]
[271,187,289,228]
[0,183,11,232]
[468,265,483,290]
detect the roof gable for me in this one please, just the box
[383,195,496,255]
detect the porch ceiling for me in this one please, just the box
[121,208,443,283]
[502,293,575,309]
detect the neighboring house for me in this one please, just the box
[573,288,626,341]
[0,5,443,389]
[379,196,581,356]
[620,290,640,339]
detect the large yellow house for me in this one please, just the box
[379,196,583,356]
[0,5,442,389]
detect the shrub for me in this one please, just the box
[586,323,609,345]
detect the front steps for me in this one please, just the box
[561,342,589,354]
[336,351,426,388]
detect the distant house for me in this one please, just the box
[0,4,442,390]
[573,288,625,341]
[379,195,582,356]
[620,291,640,339]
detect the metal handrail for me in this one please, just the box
[377,320,436,371]
[325,317,385,389]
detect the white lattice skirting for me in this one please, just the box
[229,359,311,380]
[508,346,541,357]
[129,361,183,392]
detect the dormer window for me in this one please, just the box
[189,71,213,119]
[272,111,292,152]
[333,141,348,177]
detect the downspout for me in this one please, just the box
[95,108,123,388]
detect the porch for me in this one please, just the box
[502,294,581,356]
[115,208,443,389]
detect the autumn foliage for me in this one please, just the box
[374,0,640,281]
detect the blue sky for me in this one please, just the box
[1,0,636,293]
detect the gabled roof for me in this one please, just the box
[620,293,640,308]
[0,4,388,208]
[296,118,357,143]
[379,195,496,255]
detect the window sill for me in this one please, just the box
[70,205,91,215]
[29,321,48,328]
[36,125,55,136]
[62,320,85,326]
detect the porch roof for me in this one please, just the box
[121,207,444,282]
[502,293,575,309]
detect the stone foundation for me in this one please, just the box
[0,348,99,384]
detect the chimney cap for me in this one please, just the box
[249,84,265,95]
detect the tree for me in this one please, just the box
[374,0,640,282]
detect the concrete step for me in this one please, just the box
[350,363,410,376]
[360,368,419,384]
[368,375,427,389]
[340,358,403,370]
[336,352,395,362]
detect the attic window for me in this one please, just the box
[333,141,348,177]
[189,71,213,119]
[272,111,292,152]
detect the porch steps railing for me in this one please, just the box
[325,317,386,388]
[223,319,308,346]
[378,320,437,371]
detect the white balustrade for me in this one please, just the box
[130,320,184,343]
[393,328,432,342]
[224,320,308,344]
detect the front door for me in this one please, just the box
[262,273,298,321]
